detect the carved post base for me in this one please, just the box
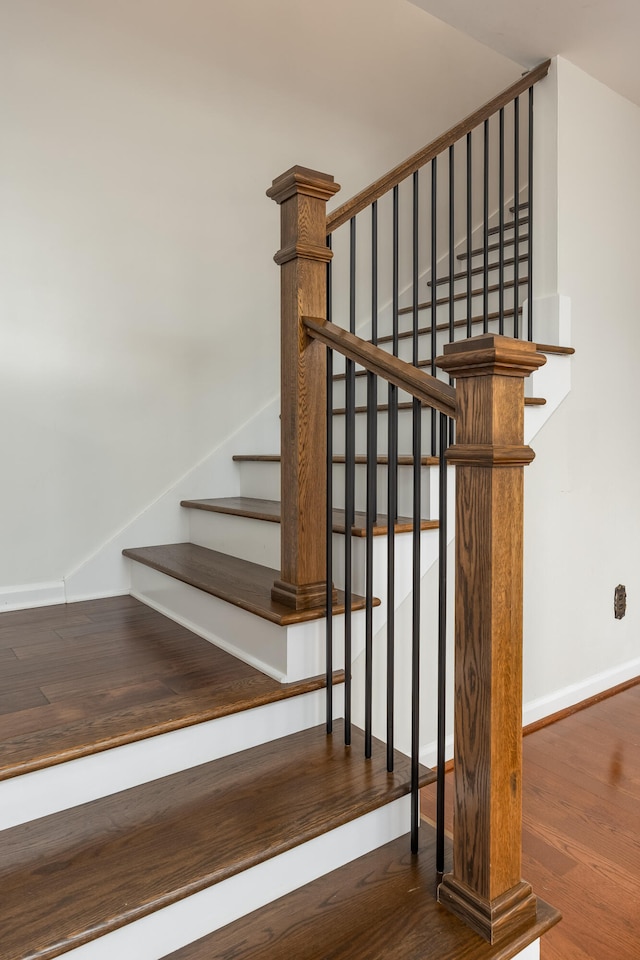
[438,876,537,945]
[271,578,338,612]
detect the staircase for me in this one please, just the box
[0,64,566,959]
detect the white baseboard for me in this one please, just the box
[0,580,66,612]
[523,656,640,727]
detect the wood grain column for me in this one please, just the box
[435,334,546,944]
[267,167,340,610]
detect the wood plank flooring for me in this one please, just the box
[421,682,640,960]
[0,596,334,778]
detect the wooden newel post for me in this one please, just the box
[266,166,340,610]
[435,334,546,944]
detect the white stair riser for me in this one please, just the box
[0,685,343,831]
[129,561,365,683]
[332,405,444,458]
[236,458,439,519]
[59,795,413,960]
[187,509,442,609]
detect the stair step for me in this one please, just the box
[333,343,567,383]
[0,596,331,784]
[123,543,372,625]
[534,342,575,356]
[428,253,529,287]
[457,234,529,261]
[397,277,528,317]
[333,397,546,413]
[374,307,521,347]
[0,722,434,960]
[509,200,529,212]
[181,497,439,537]
[487,214,529,237]
[162,829,560,960]
[233,454,440,467]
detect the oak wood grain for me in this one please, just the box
[0,596,339,781]
[0,723,433,960]
[436,335,547,942]
[123,542,376,624]
[180,497,438,537]
[268,166,340,610]
[422,682,640,960]
[163,828,559,960]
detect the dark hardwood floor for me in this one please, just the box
[422,682,640,960]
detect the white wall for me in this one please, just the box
[0,0,520,595]
[523,57,640,716]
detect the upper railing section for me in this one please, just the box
[326,60,550,234]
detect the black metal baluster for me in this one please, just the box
[483,118,489,333]
[448,144,455,445]
[344,217,357,746]
[528,84,534,340]
[326,239,333,734]
[411,176,421,854]
[365,203,378,760]
[466,132,472,338]
[513,96,520,339]
[387,186,399,772]
[435,411,448,879]
[431,159,438,456]
[499,107,505,334]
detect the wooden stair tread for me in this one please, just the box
[373,307,521,347]
[0,722,434,960]
[487,215,529,236]
[0,597,340,781]
[428,253,529,287]
[457,234,528,261]
[333,397,544,412]
[123,543,375,625]
[181,497,439,537]
[397,277,528,317]
[535,342,575,355]
[163,828,560,960]
[233,454,440,467]
[333,343,571,384]
[510,200,529,212]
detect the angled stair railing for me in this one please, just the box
[267,59,555,948]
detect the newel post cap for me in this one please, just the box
[436,333,546,380]
[267,165,341,205]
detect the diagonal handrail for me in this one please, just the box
[303,316,456,418]
[326,59,550,233]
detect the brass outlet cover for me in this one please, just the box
[614,584,626,620]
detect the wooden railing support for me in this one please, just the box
[436,334,546,944]
[267,166,340,610]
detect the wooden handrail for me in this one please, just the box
[326,59,551,234]
[303,316,457,418]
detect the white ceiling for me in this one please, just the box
[409,0,640,107]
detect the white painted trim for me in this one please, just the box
[58,796,413,960]
[1,687,343,830]
[0,580,66,612]
[513,940,540,960]
[523,656,640,728]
